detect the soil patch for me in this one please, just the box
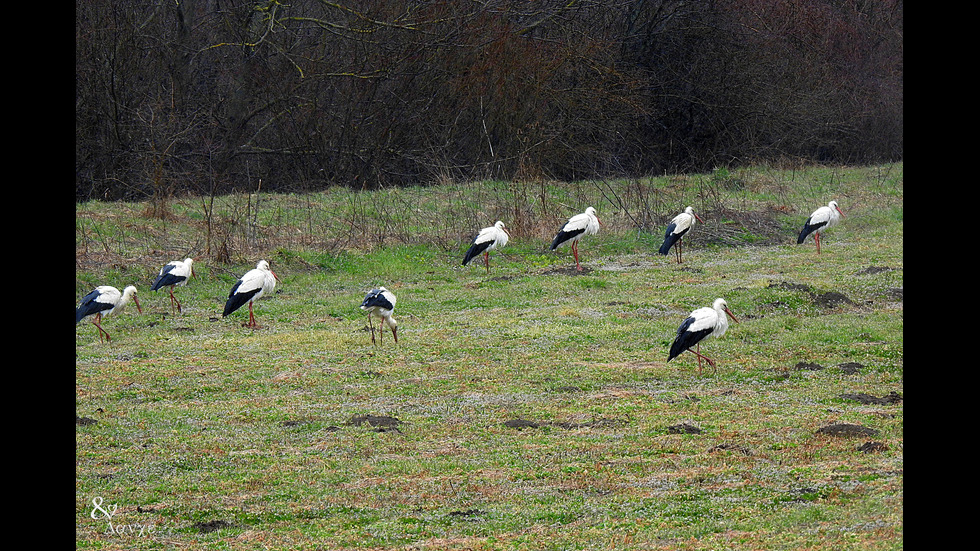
[813,291,854,308]
[815,422,880,438]
[347,414,405,432]
[193,520,235,533]
[838,362,865,374]
[839,391,902,405]
[666,422,702,434]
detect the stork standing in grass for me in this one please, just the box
[463,221,509,273]
[75,285,143,343]
[797,200,844,254]
[550,207,601,271]
[223,260,280,328]
[658,206,704,263]
[150,257,195,314]
[667,298,739,375]
[361,287,397,345]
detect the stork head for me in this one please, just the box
[829,201,844,217]
[258,260,281,282]
[686,206,705,224]
[714,298,738,324]
[586,206,601,225]
[123,285,143,314]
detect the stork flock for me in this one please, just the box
[76,258,282,342]
[77,200,844,374]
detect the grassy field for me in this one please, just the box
[76,164,903,550]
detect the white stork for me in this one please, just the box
[658,206,704,263]
[75,285,143,343]
[798,200,844,254]
[360,287,398,345]
[150,257,195,313]
[462,221,510,273]
[667,298,739,375]
[550,207,601,271]
[222,260,280,327]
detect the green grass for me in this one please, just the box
[76,163,902,549]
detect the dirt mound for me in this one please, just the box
[666,422,702,434]
[816,422,880,437]
[346,414,404,432]
[193,520,235,533]
[840,391,903,405]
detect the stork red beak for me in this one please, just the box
[133,295,143,314]
[836,206,845,217]
[724,307,738,323]
[272,270,281,283]
[695,213,705,224]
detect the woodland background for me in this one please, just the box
[75,0,903,202]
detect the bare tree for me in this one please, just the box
[75,0,903,202]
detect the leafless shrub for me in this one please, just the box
[76,0,901,202]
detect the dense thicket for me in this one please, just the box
[76,0,902,201]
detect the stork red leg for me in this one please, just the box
[247,301,257,327]
[686,343,717,375]
[816,232,821,254]
[92,316,104,343]
[169,288,182,313]
[573,241,582,271]
[368,314,377,344]
[92,313,110,343]
[484,251,490,273]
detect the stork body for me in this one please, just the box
[223,260,280,327]
[150,257,195,313]
[667,298,738,375]
[463,221,510,273]
[550,207,601,271]
[361,287,398,345]
[797,200,844,254]
[658,207,704,263]
[75,285,143,343]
